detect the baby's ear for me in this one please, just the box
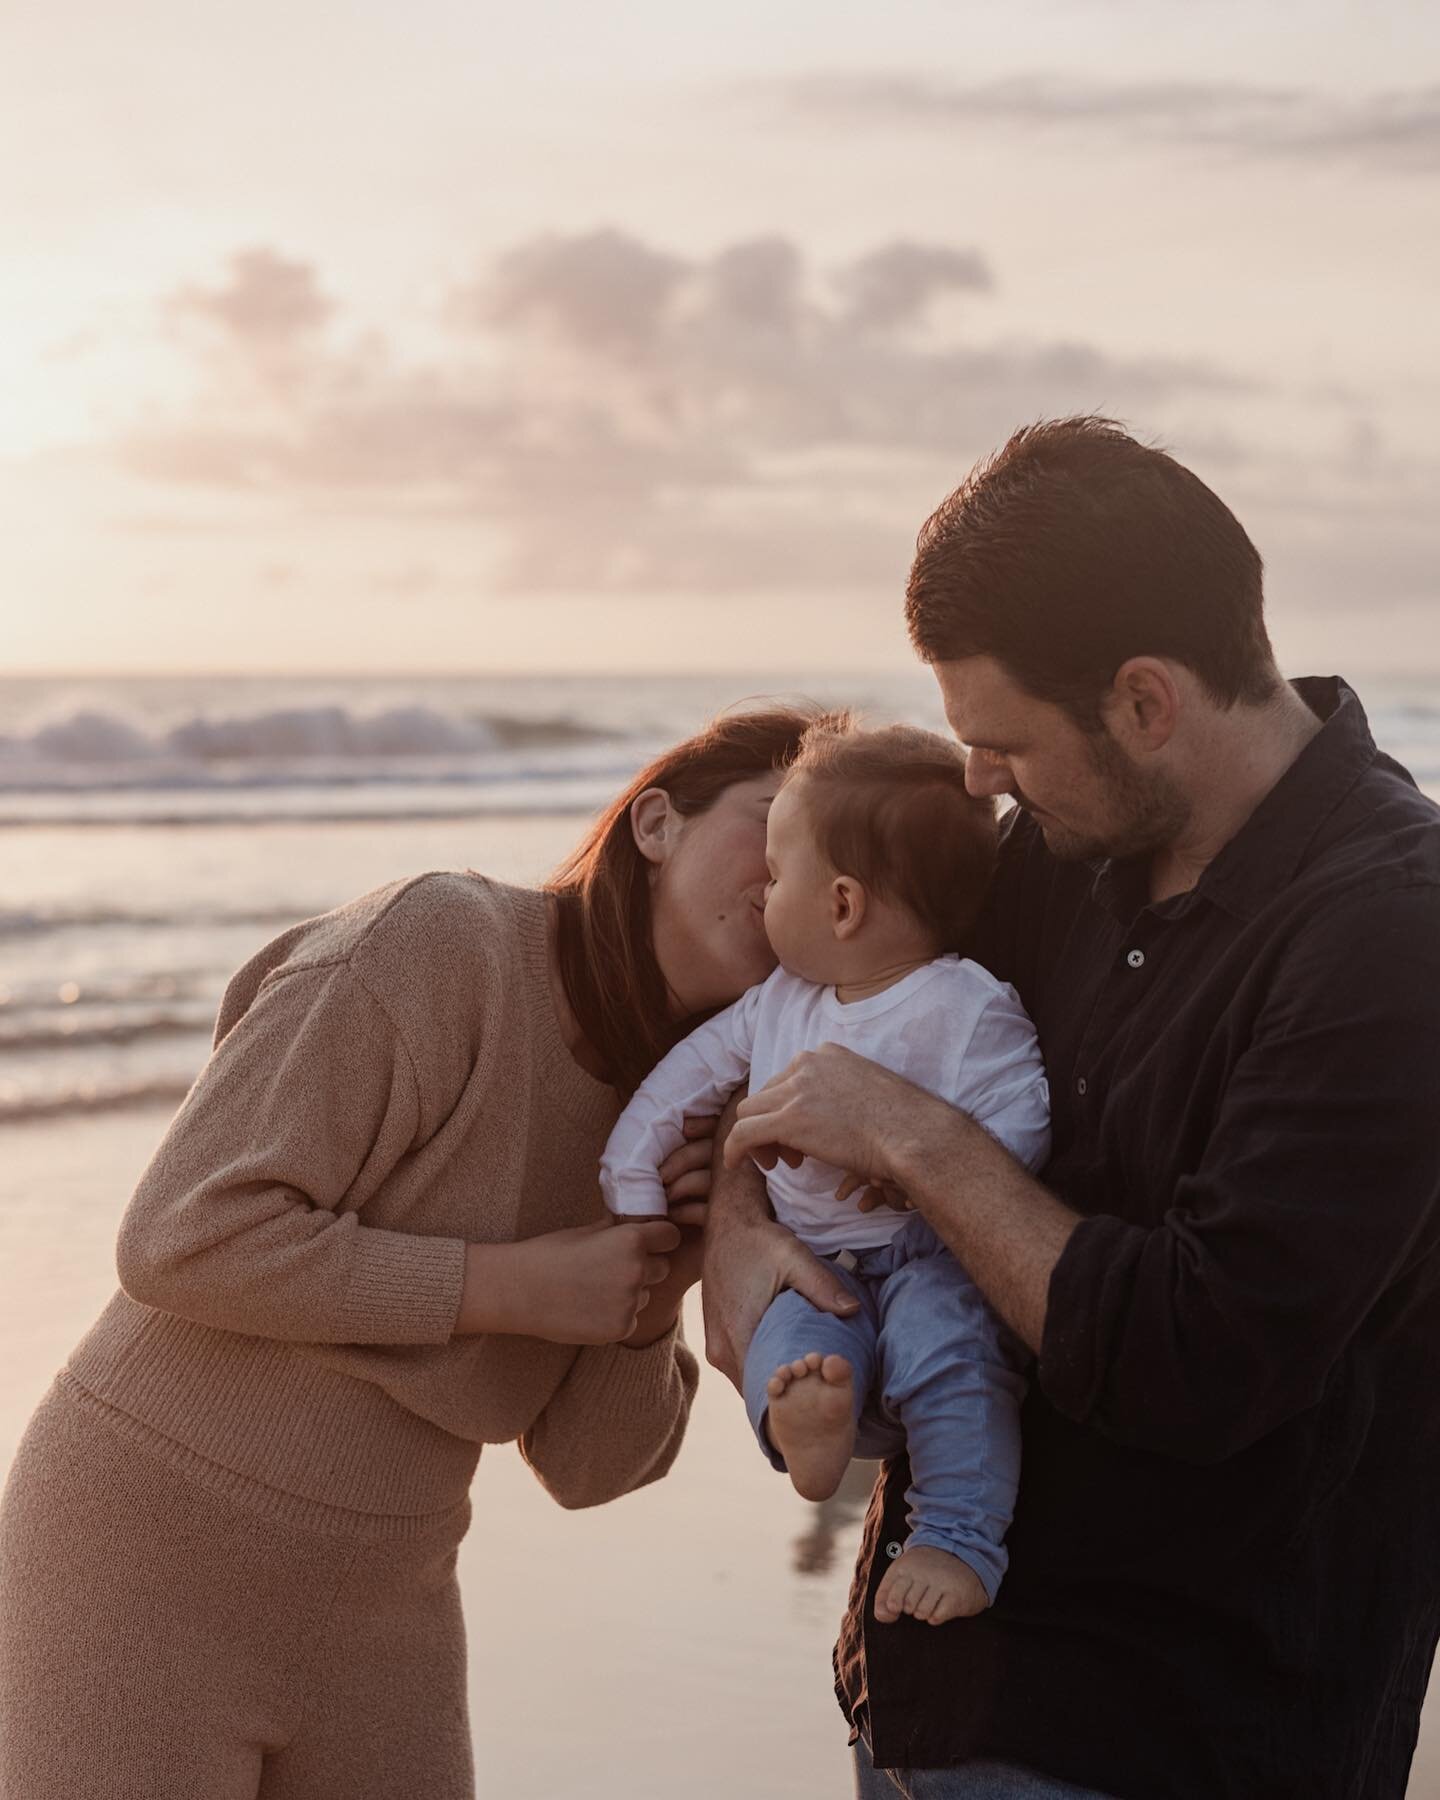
[832,875,867,939]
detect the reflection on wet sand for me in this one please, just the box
[793,1460,878,1578]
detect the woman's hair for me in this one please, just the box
[547,703,832,1095]
[905,415,1280,728]
[785,719,998,952]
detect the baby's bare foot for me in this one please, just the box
[766,1353,855,1501]
[874,1544,989,1626]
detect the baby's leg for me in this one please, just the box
[872,1240,1026,1627]
[742,1283,880,1502]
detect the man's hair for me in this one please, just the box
[786,719,997,952]
[904,416,1280,727]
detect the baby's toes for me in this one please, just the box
[926,1588,965,1626]
[915,1583,952,1624]
[766,1366,793,1399]
[873,1569,908,1623]
[901,1579,934,1619]
[931,1569,988,1625]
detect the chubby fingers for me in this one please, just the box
[659,1133,714,1201]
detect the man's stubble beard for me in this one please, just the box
[1025,731,1191,865]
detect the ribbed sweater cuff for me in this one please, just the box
[340,1229,467,1344]
[603,1319,701,1405]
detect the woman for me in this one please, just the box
[0,705,824,1800]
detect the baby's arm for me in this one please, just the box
[950,984,1052,1173]
[600,983,765,1219]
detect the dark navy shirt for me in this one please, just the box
[835,678,1440,1799]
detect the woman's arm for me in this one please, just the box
[116,958,468,1344]
[518,1321,701,1508]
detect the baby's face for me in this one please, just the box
[761,778,848,984]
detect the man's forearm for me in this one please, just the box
[889,1102,1080,1354]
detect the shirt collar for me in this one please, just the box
[1090,676,1379,925]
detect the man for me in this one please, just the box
[703,417,1440,1799]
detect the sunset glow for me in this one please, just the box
[2,0,1436,673]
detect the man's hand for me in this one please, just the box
[724,1044,945,1187]
[702,1092,861,1391]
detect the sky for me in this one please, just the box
[2,0,1437,675]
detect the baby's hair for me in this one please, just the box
[784,719,998,951]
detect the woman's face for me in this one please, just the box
[639,770,784,1017]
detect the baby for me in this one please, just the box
[601,719,1050,1626]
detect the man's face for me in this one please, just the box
[932,655,1188,863]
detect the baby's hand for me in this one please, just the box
[658,1113,720,1213]
[834,1171,913,1213]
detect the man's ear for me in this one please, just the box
[631,788,676,867]
[832,875,867,940]
[1104,657,1180,754]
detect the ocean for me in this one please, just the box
[0,669,952,1124]
[2,668,1437,1795]
[3,668,1438,1127]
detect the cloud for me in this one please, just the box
[452,229,687,354]
[774,74,1440,172]
[114,232,1380,600]
[168,248,335,347]
[837,242,993,330]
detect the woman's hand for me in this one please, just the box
[456,1219,680,1345]
[623,1214,706,1347]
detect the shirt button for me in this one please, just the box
[1076,1077,1088,1097]
[884,1540,904,1560]
[1126,949,1146,969]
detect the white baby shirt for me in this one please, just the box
[600,955,1052,1255]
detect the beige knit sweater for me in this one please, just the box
[65,872,698,1533]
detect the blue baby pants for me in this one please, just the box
[743,1214,1026,1601]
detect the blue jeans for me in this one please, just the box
[853,1732,1118,1798]
[743,1214,1026,1601]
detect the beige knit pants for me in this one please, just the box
[0,1375,474,1800]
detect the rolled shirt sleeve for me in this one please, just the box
[1040,883,1440,1464]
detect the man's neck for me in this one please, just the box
[1148,686,1324,903]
